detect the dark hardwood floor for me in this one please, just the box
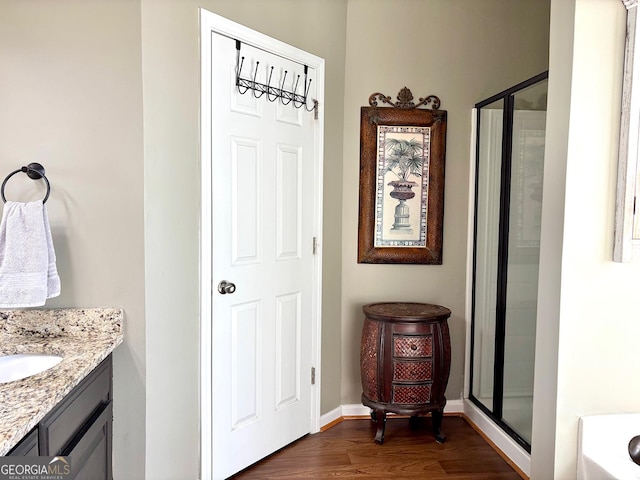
[231,416,523,479]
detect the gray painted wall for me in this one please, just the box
[341,0,550,405]
[0,1,145,479]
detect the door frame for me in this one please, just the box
[199,9,324,480]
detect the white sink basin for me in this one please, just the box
[0,353,63,384]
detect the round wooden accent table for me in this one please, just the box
[360,302,451,444]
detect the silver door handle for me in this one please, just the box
[217,280,236,295]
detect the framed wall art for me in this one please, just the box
[357,87,447,264]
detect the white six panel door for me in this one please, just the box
[209,32,316,478]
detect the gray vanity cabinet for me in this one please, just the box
[7,355,113,480]
[6,427,38,456]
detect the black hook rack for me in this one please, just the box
[1,163,51,204]
[235,40,318,116]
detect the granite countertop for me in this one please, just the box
[0,308,123,455]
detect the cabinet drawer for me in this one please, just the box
[393,361,432,382]
[391,384,432,404]
[393,335,432,358]
[42,358,111,455]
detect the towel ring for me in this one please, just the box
[1,163,50,204]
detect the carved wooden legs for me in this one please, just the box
[370,410,445,444]
[409,415,421,429]
[371,410,387,444]
[432,409,446,443]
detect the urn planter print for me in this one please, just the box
[383,137,425,234]
[375,127,430,244]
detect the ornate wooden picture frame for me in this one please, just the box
[358,88,447,264]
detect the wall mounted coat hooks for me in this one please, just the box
[234,40,318,117]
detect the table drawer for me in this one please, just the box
[393,360,433,382]
[392,384,432,404]
[393,335,432,358]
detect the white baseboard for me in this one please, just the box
[319,406,342,428]
[464,399,530,476]
[320,399,465,429]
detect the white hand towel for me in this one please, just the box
[0,201,61,308]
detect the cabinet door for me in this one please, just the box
[3,355,112,480]
[62,401,112,480]
[40,358,111,455]
[6,427,38,456]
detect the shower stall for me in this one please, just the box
[469,72,548,451]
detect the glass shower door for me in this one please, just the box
[472,100,503,414]
[470,73,547,450]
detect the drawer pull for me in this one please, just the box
[410,344,417,351]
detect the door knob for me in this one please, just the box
[217,280,236,295]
